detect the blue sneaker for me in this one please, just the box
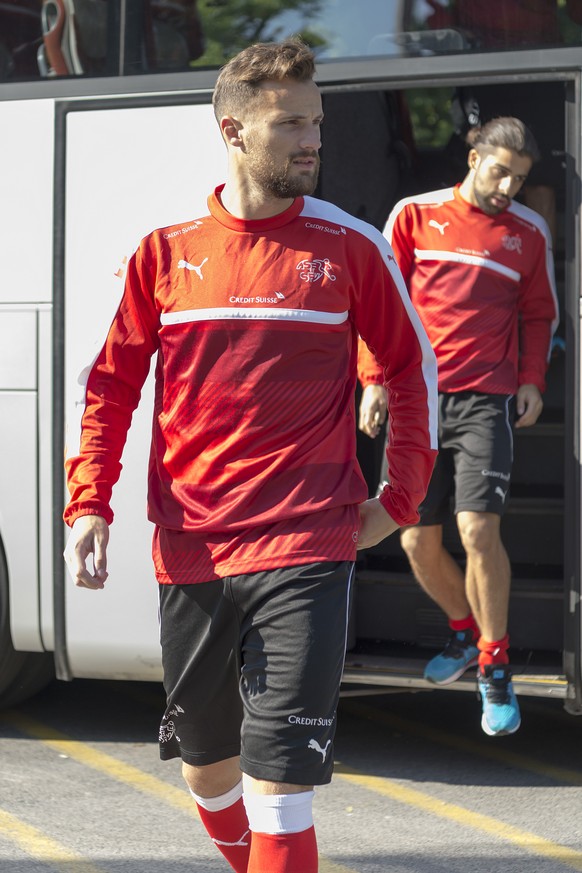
[478,665,521,736]
[424,629,479,685]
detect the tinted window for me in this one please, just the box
[2,0,581,82]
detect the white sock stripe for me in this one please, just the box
[243,790,314,835]
[212,829,250,847]
[190,779,244,812]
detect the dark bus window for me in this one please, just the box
[404,0,582,55]
[191,0,582,66]
[0,2,43,81]
[39,0,205,78]
[0,0,205,81]
[2,0,582,82]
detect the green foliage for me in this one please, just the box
[190,0,324,67]
[557,0,582,44]
[407,87,455,149]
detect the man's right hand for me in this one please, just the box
[357,498,399,550]
[358,384,387,438]
[63,515,109,590]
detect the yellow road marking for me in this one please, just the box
[9,705,582,872]
[2,711,195,815]
[335,765,582,872]
[319,861,357,873]
[2,711,358,873]
[0,808,105,873]
[343,699,582,787]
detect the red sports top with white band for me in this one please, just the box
[64,186,438,582]
[358,185,559,395]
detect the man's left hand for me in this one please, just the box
[515,383,543,428]
[357,498,400,550]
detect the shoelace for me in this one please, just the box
[483,671,511,704]
[442,631,471,659]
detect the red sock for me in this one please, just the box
[194,786,250,873]
[450,614,480,640]
[478,634,510,669]
[247,826,318,873]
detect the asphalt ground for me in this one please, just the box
[0,677,581,872]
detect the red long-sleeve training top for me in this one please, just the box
[358,185,558,395]
[65,187,438,582]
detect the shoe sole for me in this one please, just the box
[424,655,479,686]
[481,713,521,737]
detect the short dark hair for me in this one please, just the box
[212,38,316,121]
[467,116,540,163]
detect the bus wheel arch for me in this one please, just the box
[0,536,54,709]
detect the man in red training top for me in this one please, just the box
[359,116,558,737]
[63,38,438,873]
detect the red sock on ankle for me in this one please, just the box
[247,826,318,873]
[478,634,510,669]
[450,614,479,640]
[193,783,251,873]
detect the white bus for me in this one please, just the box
[1,0,581,713]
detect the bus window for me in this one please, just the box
[190,0,409,64]
[3,1,582,82]
[36,0,204,78]
[412,0,582,53]
[149,0,205,70]
[190,0,582,66]
[0,1,43,81]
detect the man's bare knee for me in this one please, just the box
[457,512,500,556]
[182,756,241,797]
[400,525,442,565]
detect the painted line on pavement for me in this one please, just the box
[2,711,357,873]
[2,711,195,814]
[319,860,359,873]
[0,807,105,873]
[334,764,582,871]
[343,699,582,787]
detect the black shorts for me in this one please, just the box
[418,392,515,525]
[158,560,354,786]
